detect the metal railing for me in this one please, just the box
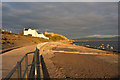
[4,48,40,80]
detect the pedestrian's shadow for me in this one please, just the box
[40,55,50,79]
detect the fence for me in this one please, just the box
[4,47,48,79]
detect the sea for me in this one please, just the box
[72,40,119,52]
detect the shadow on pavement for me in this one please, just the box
[40,55,50,79]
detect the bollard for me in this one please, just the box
[25,54,28,78]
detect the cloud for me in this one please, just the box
[2,2,118,39]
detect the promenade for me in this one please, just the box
[2,42,119,79]
[39,42,119,78]
[2,45,37,78]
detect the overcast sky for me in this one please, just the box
[2,2,118,39]
[1,0,119,2]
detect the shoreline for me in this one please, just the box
[77,45,119,55]
[56,41,118,55]
[70,42,119,55]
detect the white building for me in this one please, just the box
[24,28,49,40]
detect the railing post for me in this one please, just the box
[17,61,21,79]
[34,48,38,78]
[25,54,28,79]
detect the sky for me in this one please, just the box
[1,0,119,2]
[2,2,118,39]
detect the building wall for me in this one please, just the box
[37,34,49,39]
[24,28,49,39]
[24,29,38,37]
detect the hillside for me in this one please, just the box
[2,31,69,52]
[45,32,69,41]
[2,32,49,51]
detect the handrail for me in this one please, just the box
[22,67,28,78]
[4,42,50,79]
[4,62,20,80]
[28,55,35,78]
[4,51,35,79]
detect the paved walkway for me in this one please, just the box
[39,42,119,78]
[2,42,49,79]
[1,42,119,79]
[2,44,37,78]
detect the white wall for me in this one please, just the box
[37,34,49,39]
[24,29,38,37]
[24,28,49,39]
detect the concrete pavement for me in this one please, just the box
[2,44,37,78]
